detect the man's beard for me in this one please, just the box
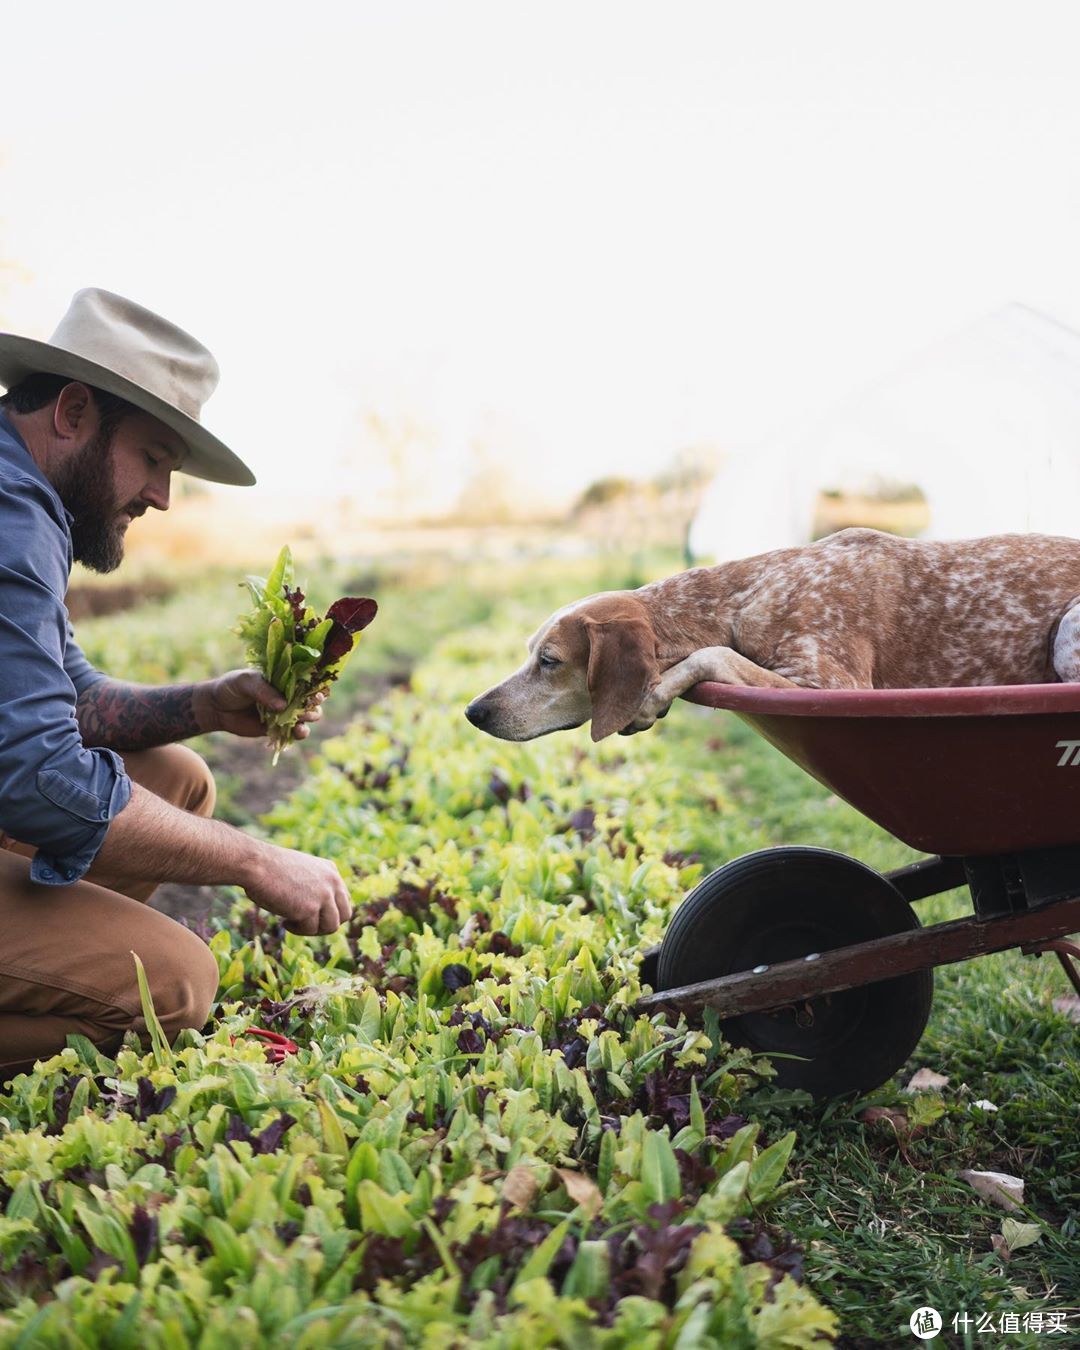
[53,429,140,574]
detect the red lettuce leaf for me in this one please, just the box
[326,597,378,633]
[315,597,377,671]
[318,624,356,670]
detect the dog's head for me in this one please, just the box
[465,593,659,741]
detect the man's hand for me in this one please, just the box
[93,785,353,936]
[193,669,326,740]
[242,842,353,935]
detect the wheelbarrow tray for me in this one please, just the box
[686,681,1080,856]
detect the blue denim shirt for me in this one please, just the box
[0,412,132,885]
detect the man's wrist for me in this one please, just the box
[235,834,273,892]
[190,680,220,735]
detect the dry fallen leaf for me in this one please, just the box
[959,1169,1025,1212]
[858,1106,925,1164]
[860,1106,912,1137]
[556,1167,603,1219]
[991,1233,1011,1261]
[971,1100,999,1112]
[1001,1218,1042,1252]
[501,1164,540,1210]
[904,1068,950,1093]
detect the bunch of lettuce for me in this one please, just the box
[236,545,377,763]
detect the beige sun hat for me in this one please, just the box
[0,288,255,486]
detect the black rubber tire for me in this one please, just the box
[656,846,934,1097]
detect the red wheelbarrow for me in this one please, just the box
[637,682,1080,1097]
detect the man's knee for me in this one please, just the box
[172,744,216,819]
[124,743,216,818]
[137,926,220,1042]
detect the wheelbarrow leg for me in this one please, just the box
[1020,938,1080,999]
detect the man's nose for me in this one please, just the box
[144,471,172,511]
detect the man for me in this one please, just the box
[0,288,352,1084]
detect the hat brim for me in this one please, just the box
[0,335,256,487]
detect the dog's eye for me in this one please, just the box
[538,653,560,669]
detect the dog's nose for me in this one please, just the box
[465,699,491,729]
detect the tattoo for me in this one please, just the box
[76,680,200,751]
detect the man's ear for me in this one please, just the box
[53,382,95,442]
[584,616,659,741]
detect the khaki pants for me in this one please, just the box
[0,744,222,1084]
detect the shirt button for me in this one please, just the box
[63,869,76,881]
[39,867,54,880]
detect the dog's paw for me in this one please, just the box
[618,719,651,736]
[618,695,672,735]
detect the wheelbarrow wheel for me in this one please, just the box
[656,846,933,1097]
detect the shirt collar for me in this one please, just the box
[0,410,75,526]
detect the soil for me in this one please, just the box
[148,670,409,931]
[65,578,176,621]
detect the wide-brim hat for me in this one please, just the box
[0,288,255,486]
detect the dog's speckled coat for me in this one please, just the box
[465,529,1080,742]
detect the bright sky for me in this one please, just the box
[3,1,1080,514]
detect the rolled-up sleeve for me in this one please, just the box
[63,630,106,698]
[0,476,132,885]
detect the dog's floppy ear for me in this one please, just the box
[584,615,659,741]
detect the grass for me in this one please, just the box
[574,679,1078,1343]
[660,717,1080,1346]
[64,549,1080,1343]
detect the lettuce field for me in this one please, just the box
[1,553,1077,1347]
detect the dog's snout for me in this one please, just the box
[465,698,492,730]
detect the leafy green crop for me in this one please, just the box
[0,563,840,1347]
[236,546,377,763]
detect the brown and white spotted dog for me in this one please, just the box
[465,529,1080,742]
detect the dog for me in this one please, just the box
[465,529,1080,742]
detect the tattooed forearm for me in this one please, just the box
[76,680,201,751]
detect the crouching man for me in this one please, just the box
[0,288,351,1083]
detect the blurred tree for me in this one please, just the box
[364,409,438,519]
[571,476,636,515]
[651,444,718,495]
[453,433,517,524]
[332,405,442,523]
[651,445,720,565]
